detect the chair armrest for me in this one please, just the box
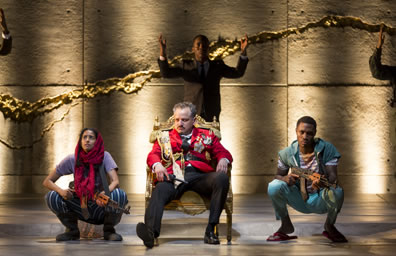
[145,166,154,208]
[226,166,233,213]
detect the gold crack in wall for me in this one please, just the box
[0,15,393,124]
[0,70,161,122]
[0,103,78,150]
[0,15,394,152]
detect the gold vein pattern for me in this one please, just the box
[0,104,78,149]
[0,15,394,124]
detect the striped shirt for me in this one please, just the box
[278,153,338,193]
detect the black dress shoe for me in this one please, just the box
[136,222,154,248]
[204,231,220,244]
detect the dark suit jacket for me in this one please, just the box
[158,56,248,121]
[0,35,12,55]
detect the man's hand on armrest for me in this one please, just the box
[216,158,229,173]
[154,163,169,182]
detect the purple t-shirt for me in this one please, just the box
[56,151,118,190]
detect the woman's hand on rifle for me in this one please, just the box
[59,188,73,200]
[95,191,106,207]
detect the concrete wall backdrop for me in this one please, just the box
[0,0,395,194]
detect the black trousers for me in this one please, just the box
[145,166,230,237]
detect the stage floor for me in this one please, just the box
[0,193,395,256]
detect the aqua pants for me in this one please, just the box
[267,179,344,225]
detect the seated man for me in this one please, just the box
[137,102,232,248]
[267,116,347,243]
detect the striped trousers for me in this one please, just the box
[45,188,128,224]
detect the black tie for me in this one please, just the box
[200,63,205,82]
[181,137,190,153]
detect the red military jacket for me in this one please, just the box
[147,127,233,173]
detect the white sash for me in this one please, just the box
[157,131,184,188]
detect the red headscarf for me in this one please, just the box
[74,129,104,202]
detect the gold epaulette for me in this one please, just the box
[210,128,221,140]
[194,127,221,140]
[149,129,172,143]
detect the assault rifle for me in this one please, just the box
[290,167,336,189]
[94,192,131,214]
[69,181,131,214]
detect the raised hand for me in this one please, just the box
[377,24,385,49]
[240,34,248,55]
[0,8,9,34]
[159,34,167,58]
